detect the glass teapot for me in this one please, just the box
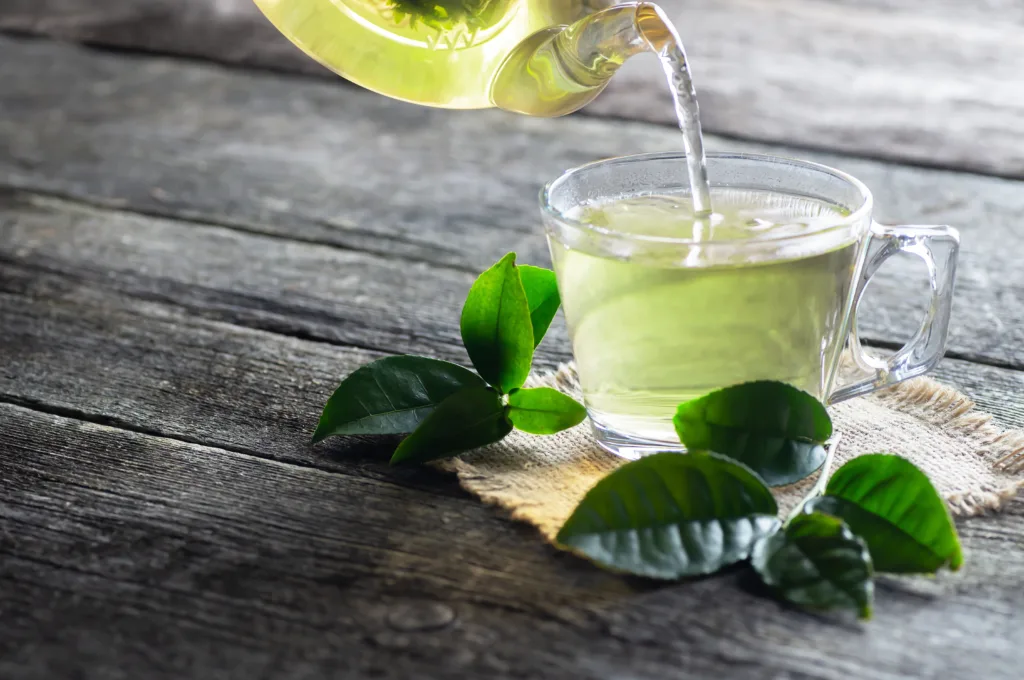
[252,0,670,116]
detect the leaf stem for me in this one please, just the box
[786,431,841,524]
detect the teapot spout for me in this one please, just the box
[490,3,655,117]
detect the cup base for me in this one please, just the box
[590,417,686,460]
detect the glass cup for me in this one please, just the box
[540,152,959,459]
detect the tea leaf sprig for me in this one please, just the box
[557,381,963,619]
[314,253,585,464]
[314,253,962,619]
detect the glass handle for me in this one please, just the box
[829,222,960,403]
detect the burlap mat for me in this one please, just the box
[436,362,1024,541]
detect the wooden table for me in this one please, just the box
[2,2,1024,678]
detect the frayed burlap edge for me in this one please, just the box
[435,363,1024,542]
[869,377,1024,514]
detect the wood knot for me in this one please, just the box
[385,600,456,632]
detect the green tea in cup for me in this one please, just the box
[541,152,959,458]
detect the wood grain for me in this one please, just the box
[594,0,1024,177]
[4,251,1024,489]
[0,256,465,487]
[1,37,1023,369]
[2,0,1022,176]
[2,402,1023,680]
[0,0,326,76]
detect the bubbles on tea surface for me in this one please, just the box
[568,189,849,243]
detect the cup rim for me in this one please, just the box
[539,151,874,247]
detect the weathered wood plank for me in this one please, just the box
[2,402,1023,680]
[0,188,970,382]
[0,0,327,76]
[4,255,1024,494]
[2,70,1023,373]
[0,192,480,362]
[2,1,1021,176]
[593,0,1024,177]
[0,258,469,489]
[0,36,560,272]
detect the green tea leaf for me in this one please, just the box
[518,265,561,347]
[507,387,586,434]
[390,386,512,465]
[312,355,485,442]
[751,513,873,619]
[805,454,962,573]
[387,0,505,30]
[460,253,535,393]
[556,452,780,579]
[673,381,832,487]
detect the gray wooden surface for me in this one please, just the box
[3,0,1023,176]
[2,20,1024,680]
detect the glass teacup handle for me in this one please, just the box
[829,222,960,403]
